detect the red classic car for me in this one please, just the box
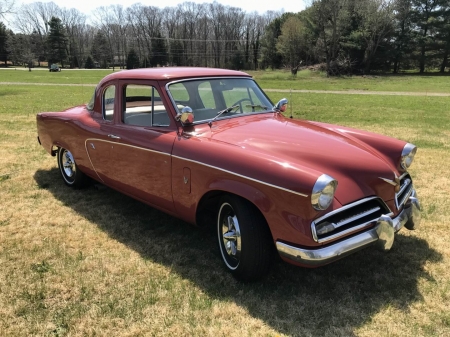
[36,67,421,281]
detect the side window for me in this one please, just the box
[103,85,115,121]
[123,85,170,127]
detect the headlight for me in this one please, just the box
[401,143,417,169]
[311,174,338,211]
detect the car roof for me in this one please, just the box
[99,67,252,84]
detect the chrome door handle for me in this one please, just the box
[108,134,121,139]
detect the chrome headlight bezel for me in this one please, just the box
[401,143,417,170]
[311,174,338,211]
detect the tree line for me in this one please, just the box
[0,0,449,75]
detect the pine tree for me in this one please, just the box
[47,17,68,67]
[126,48,140,69]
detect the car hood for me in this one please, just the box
[208,115,398,205]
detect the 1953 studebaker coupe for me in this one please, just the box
[36,67,421,281]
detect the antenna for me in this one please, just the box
[290,89,293,119]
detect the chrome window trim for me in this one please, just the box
[102,84,115,123]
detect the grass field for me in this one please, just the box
[0,70,449,336]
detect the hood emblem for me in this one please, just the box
[379,174,401,193]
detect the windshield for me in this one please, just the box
[167,78,273,123]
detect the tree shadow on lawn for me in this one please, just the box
[35,168,442,336]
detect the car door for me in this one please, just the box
[85,83,117,185]
[106,80,177,213]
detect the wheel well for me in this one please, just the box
[195,190,271,234]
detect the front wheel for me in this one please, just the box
[57,147,87,188]
[217,195,274,282]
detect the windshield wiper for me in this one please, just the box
[245,104,268,111]
[208,105,239,126]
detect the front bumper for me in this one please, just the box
[276,193,421,267]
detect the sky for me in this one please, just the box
[16,0,306,17]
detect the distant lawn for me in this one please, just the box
[1,68,449,93]
[250,69,450,93]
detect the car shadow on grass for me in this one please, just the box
[35,168,442,336]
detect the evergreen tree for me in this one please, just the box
[0,21,8,65]
[6,32,34,66]
[150,32,168,67]
[260,14,293,69]
[126,48,140,69]
[169,40,184,66]
[91,31,110,68]
[47,16,68,67]
[85,55,94,69]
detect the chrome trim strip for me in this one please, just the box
[172,155,308,198]
[84,139,104,183]
[85,138,171,156]
[82,138,308,198]
[277,193,420,267]
[379,177,397,186]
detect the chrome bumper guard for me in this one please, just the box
[276,193,421,267]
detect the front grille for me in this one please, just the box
[312,197,391,243]
[395,173,413,210]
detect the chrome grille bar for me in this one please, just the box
[334,206,381,229]
[311,197,391,244]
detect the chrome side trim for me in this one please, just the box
[172,155,308,198]
[379,177,397,186]
[85,138,171,156]
[82,138,308,198]
[277,192,420,267]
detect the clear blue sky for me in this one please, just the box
[17,0,306,16]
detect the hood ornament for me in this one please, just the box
[379,173,401,193]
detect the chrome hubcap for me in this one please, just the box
[62,150,76,178]
[223,215,240,256]
[219,203,241,269]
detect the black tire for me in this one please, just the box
[217,195,274,282]
[57,147,87,188]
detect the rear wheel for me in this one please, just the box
[57,147,87,188]
[217,195,274,282]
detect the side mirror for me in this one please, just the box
[175,106,194,125]
[274,98,288,113]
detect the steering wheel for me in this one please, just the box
[232,98,252,113]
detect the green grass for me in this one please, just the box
[0,72,449,336]
[250,69,450,93]
[1,68,449,93]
